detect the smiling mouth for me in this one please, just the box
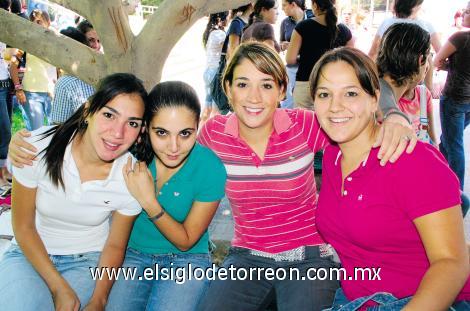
[244,107,263,115]
[103,139,121,151]
[329,117,352,124]
[166,154,179,160]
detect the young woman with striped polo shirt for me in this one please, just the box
[198,42,417,310]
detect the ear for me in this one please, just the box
[224,80,232,102]
[278,84,286,102]
[372,89,380,113]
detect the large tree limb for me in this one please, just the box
[49,0,93,22]
[87,0,134,62]
[134,0,251,89]
[0,10,106,86]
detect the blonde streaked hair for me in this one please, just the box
[222,42,288,96]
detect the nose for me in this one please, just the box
[329,94,344,113]
[247,86,262,104]
[169,135,179,153]
[113,121,126,139]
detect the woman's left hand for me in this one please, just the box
[123,157,156,207]
[374,115,417,166]
[82,299,105,311]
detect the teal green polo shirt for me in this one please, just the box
[128,142,227,254]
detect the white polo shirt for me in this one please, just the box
[12,126,142,255]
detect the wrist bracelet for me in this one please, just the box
[148,209,165,222]
[14,84,22,90]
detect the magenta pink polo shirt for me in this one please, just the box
[198,109,328,253]
[316,142,470,303]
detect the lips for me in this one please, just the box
[244,107,263,115]
[166,154,179,161]
[329,117,352,124]
[102,139,121,151]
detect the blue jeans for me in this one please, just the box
[0,244,101,310]
[324,288,470,311]
[106,247,211,311]
[23,91,52,131]
[280,65,298,109]
[203,67,218,109]
[439,96,470,190]
[198,246,340,311]
[0,86,10,166]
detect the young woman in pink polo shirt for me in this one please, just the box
[198,42,418,310]
[311,47,470,310]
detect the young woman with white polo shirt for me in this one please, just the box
[0,73,147,310]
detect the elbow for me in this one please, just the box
[175,242,193,252]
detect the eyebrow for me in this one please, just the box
[151,127,196,132]
[316,85,361,90]
[234,77,275,82]
[104,105,143,121]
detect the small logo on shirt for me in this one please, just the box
[104,200,110,204]
[358,195,363,201]
[174,192,180,197]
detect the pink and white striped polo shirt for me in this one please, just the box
[198,109,329,253]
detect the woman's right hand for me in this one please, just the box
[8,129,37,168]
[52,286,80,311]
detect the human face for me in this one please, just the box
[262,4,279,24]
[282,0,293,16]
[86,29,101,51]
[32,15,49,28]
[225,59,285,136]
[313,61,378,147]
[463,2,470,28]
[149,106,198,169]
[84,93,144,162]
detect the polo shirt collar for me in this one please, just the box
[63,139,126,186]
[224,109,293,138]
[333,146,381,177]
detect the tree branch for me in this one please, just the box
[49,0,92,21]
[0,10,106,86]
[133,0,250,89]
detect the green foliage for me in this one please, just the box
[12,107,25,136]
[141,0,164,7]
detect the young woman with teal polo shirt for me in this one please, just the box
[105,81,227,311]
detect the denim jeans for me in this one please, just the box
[0,244,101,310]
[106,247,211,311]
[203,67,219,109]
[324,288,470,311]
[280,65,298,109]
[0,86,10,166]
[23,91,52,131]
[198,246,340,311]
[439,96,470,190]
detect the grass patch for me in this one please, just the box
[12,107,25,135]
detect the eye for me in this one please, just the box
[316,92,329,99]
[128,121,141,129]
[236,82,247,88]
[155,130,167,136]
[262,83,273,90]
[179,130,193,138]
[103,112,114,119]
[345,91,358,97]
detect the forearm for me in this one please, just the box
[9,65,21,86]
[143,199,194,251]
[14,227,68,294]
[88,244,127,307]
[403,259,469,310]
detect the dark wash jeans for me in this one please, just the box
[198,246,340,311]
[324,288,470,311]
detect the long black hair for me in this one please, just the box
[249,0,277,25]
[132,81,201,165]
[40,73,147,189]
[313,0,338,48]
[202,11,229,48]
[394,0,424,18]
[287,0,307,10]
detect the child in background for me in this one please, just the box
[398,83,437,144]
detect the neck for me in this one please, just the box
[293,8,305,22]
[383,76,409,102]
[239,122,273,147]
[72,134,111,168]
[339,122,378,166]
